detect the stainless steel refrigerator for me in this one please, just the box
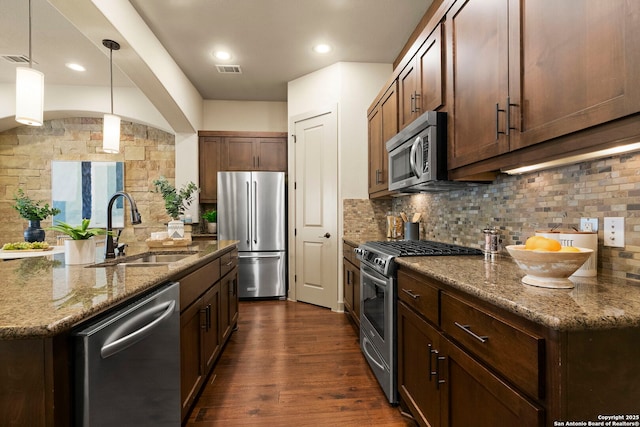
[217,171,286,298]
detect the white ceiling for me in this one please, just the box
[0,0,431,102]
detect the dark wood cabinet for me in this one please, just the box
[199,131,287,203]
[221,136,287,172]
[446,0,640,171]
[201,285,220,372]
[342,242,360,329]
[180,295,205,418]
[367,82,397,198]
[399,23,445,130]
[199,136,223,202]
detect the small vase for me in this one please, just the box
[168,219,185,239]
[64,237,96,265]
[24,220,45,243]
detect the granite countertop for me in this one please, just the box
[0,239,238,339]
[343,234,640,331]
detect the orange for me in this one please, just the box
[559,246,581,252]
[524,236,561,251]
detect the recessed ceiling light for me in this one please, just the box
[313,44,332,54]
[213,51,232,61]
[65,63,86,72]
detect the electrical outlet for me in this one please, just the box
[580,217,599,232]
[604,217,625,247]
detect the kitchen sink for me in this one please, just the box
[89,252,198,267]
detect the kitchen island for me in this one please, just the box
[0,239,238,426]
[344,236,640,426]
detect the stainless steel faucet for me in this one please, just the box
[105,191,142,259]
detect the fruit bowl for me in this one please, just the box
[505,245,594,289]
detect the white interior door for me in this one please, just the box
[293,109,338,310]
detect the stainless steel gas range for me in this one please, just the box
[354,240,482,404]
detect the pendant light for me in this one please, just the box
[102,39,121,154]
[15,0,44,126]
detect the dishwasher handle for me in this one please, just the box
[101,300,176,359]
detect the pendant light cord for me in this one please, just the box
[28,0,33,69]
[109,47,114,114]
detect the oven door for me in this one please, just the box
[360,264,394,368]
[388,135,424,192]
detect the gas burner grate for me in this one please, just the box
[364,240,482,257]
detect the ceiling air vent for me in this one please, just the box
[1,54,33,64]
[216,64,242,74]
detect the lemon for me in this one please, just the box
[559,246,581,252]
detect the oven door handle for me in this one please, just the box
[409,135,423,179]
[361,265,390,287]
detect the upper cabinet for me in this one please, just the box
[368,81,398,198]
[447,0,640,171]
[369,0,640,183]
[399,23,445,130]
[221,137,287,172]
[199,132,287,203]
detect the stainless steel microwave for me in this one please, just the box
[386,111,448,193]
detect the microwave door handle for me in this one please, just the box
[409,136,423,179]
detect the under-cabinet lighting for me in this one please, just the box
[502,142,640,175]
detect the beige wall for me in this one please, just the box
[202,100,287,131]
[0,118,176,245]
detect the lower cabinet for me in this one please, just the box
[342,242,360,329]
[397,268,544,427]
[180,248,239,422]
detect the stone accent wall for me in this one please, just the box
[345,152,640,281]
[0,118,176,245]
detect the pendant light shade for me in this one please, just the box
[102,113,121,153]
[102,39,121,154]
[15,0,44,127]
[15,67,44,126]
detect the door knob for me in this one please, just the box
[319,232,331,238]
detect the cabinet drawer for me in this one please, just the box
[180,259,221,311]
[343,243,359,267]
[441,292,544,400]
[220,249,238,277]
[397,269,439,326]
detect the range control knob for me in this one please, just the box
[374,258,386,267]
[354,248,365,257]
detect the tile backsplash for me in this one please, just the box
[345,152,640,281]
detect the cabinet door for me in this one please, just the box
[352,262,360,322]
[417,23,444,113]
[368,82,397,197]
[222,137,256,171]
[228,267,239,329]
[180,298,204,421]
[441,337,544,427]
[199,136,222,202]
[343,258,354,314]
[509,1,640,151]
[398,302,441,427]
[220,276,230,343]
[202,285,220,372]
[447,0,510,169]
[398,58,419,130]
[256,138,287,171]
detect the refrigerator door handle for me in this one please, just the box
[253,180,259,245]
[245,181,251,245]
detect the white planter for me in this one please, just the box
[207,222,217,234]
[64,237,96,265]
[168,219,185,239]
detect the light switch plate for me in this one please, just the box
[580,217,598,232]
[604,217,624,247]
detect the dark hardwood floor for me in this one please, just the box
[185,300,415,426]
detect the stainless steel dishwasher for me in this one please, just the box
[74,282,180,427]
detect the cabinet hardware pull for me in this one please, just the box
[410,92,415,113]
[454,321,489,343]
[225,261,233,266]
[375,169,382,184]
[206,304,212,331]
[435,351,446,389]
[428,343,436,380]
[506,96,517,135]
[402,289,420,299]
[414,91,421,112]
[200,307,207,330]
[495,103,506,140]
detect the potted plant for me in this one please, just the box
[152,177,199,238]
[12,189,61,242]
[202,209,217,234]
[49,219,110,265]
